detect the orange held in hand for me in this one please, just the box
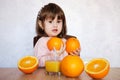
[85,58,110,79]
[60,55,84,77]
[18,56,38,74]
[66,38,80,54]
[47,37,63,51]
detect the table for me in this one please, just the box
[0,68,120,80]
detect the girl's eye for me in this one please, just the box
[48,21,52,23]
[57,20,62,23]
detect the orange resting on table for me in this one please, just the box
[60,55,84,77]
[18,56,38,74]
[47,37,63,50]
[66,37,80,54]
[85,58,110,79]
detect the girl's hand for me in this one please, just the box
[53,44,66,56]
[69,48,80,56]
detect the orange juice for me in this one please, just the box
[45,60,60,72]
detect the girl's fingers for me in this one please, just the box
[69,52,75,55]
[73,51,79,56]
[57,44,66,56]
[60,43,66,51]
[69,49,80,56]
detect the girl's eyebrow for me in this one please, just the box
[45,17,52,20]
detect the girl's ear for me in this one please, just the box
[38,20,44,30]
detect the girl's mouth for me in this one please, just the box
[52,29,58,32]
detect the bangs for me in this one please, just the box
[45,11,64,20]
[39,3,65,21]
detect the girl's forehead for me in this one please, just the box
[45,15,62,20]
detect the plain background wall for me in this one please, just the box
[0,0,120,67]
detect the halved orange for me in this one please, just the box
[18,56,38,74]
[85,58,110,79]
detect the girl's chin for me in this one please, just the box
[49,34,59,37]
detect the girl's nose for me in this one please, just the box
[53,22,57,27]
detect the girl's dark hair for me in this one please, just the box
[36,3,67,38]
[34,3,76,47]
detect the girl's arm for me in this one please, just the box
[34,37,52,67]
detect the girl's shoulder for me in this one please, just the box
[35,37,50,43]
[33,36,41,47]
[34,36,51,48]
[33,36,50,47]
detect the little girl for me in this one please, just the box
[34,3,80,67]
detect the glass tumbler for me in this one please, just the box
[45,55,61,75]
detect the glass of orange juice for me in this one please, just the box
[45,55,61,75]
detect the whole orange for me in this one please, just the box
[60,55,84,77]
[85,58,110,79]
[47,37,63,51]
[66,38,80,54]
[18,56,38,74]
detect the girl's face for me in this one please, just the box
[44,16,63,37]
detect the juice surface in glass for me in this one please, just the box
[45,60,60,72]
